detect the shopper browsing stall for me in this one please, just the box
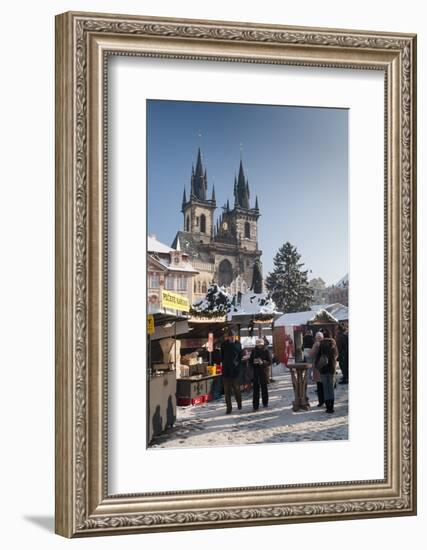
[220,330,243,414]
[249,339,272,411]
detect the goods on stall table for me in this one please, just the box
[180,352,199,366]
[207,365,216,376]
[176,365,189,378]
[176,374,223,406]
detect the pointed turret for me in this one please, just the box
[211,184,216,203]
[182,187,187,206]
[235,159,250,209]
[255,195,259,211]
[191,148,208,201]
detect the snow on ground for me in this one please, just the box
[150,364,348,449]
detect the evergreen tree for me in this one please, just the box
[265,242,313,313]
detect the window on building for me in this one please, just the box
[164,275,175,290]
[194,280,197,292]
[198,281,201,293]
[244,221,251,238]
[149,272,160,288]
[201,281,207,293]
[200,214,206,233]
[186,215,190,232]
[178,276,187,291]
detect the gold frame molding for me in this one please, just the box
[55,11,417,537]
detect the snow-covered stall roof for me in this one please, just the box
[274,310,318,327]
[275,304,348,327]
[310,303,348,321]
[231,292,278,317]
[191,284,231,316]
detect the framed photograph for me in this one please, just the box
[55,11,417,537]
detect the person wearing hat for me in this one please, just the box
[249,338,272,411]
[220,329,243,414]
[316,332,339,413]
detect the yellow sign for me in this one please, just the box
[161,289,190,312]
[147,314,155,335]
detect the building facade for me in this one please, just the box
[147,235,199,313]
[172,148,263,302]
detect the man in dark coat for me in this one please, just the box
[220,330,243,414]
[317,336,338,413]
[336,324,349,384]
[249,339,272,411]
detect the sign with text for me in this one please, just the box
[147,314,155,335]
[161,289,190,312]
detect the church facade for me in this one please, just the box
[172,148,263,303]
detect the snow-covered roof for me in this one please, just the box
[310,303,348,321]
[231,292,278,317]
[147,235,174,254]
[191,284,231,315]
[148,254,199,274]
[274,310,317,327]
[336,273,349,288]
[275,303,349,327]
[325,303,348,321]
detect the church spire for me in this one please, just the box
[182,186,187,206]
[255,195,259,211]
[190,147,208,201]
[235,159,250,209]
[211,184,216,203]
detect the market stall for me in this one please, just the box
[273,304,347,364]
[230,290,281,383]
[176,317,226,406]
[147,292,192,443]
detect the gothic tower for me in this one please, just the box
[181,148,216,244]
[215,159,260,251]
[213,158,261,290]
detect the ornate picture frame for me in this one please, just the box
[55,11,417,537]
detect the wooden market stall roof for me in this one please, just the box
[275,303,348,327]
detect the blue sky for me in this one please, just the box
[147,100,348,286]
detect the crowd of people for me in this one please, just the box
[220,330,272,414]
[219,324,348,416]
[303,324,349,413]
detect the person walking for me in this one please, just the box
[220,330,243,414]
[310,331,324,406]
[336,324,349,384]
[249,338,272,411]
[316,333,339,413]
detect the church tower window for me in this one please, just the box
[200,214,206,233]
[244,221,251,238]
[186,215,190,232]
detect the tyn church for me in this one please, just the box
[172,148,263,302]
